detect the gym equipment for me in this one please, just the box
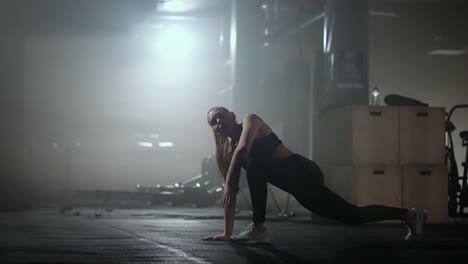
[446,104,468,217]
[268,185,296,218]
[59,155,224,216]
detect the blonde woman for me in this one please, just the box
[202,106,427,243]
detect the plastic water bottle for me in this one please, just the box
[371,86,380,105]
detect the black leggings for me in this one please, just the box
[245,154,408,225]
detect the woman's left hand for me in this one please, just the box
[220,184,236,208]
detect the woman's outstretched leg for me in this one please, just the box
[267,155,409,224]
[296,188,428,240]
[296,186,408,225]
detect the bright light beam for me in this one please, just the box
[158,26,194,61]
[163,0,189,12]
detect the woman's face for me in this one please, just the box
[207,107,232,136]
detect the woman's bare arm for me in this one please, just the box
[223,193,237,237]
[201,195,236,240]
[220,114,263,208]
[202,114,264,241]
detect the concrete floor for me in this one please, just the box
[1,207,468,263]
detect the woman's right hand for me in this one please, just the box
[220,184,235,208]
[201,234,230,241]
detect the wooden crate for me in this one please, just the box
[399,107,445,165]
[326,165,402,208]
[314,105,400,165]
[402,165,448,223]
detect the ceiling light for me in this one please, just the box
[158,142,174,147]
[427,49,466,56]
[138,142,153,148]
[369,10,399,17]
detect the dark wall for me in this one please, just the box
[0,0,27,210]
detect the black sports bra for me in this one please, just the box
[246,132,283,162]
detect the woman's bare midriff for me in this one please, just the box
[272,144,294,160]
[258,123,293,160]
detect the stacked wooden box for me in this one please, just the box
[314,105,447,223]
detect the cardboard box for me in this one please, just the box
[399,107,445,165]
[402,165,448,223]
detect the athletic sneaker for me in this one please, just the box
[405,208,428,241]
[230,223,271,244]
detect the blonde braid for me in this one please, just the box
[214,133,233,183]
[208,106,240,191]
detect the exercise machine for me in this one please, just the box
[446,104,468,217]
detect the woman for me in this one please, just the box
[201,106,427,243]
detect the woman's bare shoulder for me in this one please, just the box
[243,113,261,122]
[243,113,272,136]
